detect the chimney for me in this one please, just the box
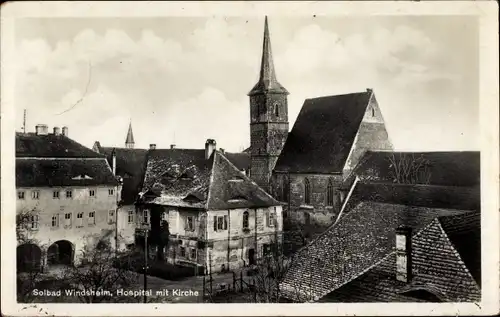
[395,226,412,283]
[220,148,225,154]
[62,126,69,137]
[111,148,117,176]
[53,126,61,135]
[205,139,216,159]
[170,144,176,149]
[366,88,373,93]
[35,124,49,135]
[150,144,157,150]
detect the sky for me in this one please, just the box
[14,16,479,152]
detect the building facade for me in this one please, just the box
[136,140,283,273]
[16,125,120,271]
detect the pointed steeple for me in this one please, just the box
[248,16,288,96]
[125,121,135,149]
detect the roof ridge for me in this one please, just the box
[306,90,371,102]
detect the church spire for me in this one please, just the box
[125,121,135,149]
[248,16,288,96]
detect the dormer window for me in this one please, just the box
[183,193,203,203]
[72,174,93,180]
[228,195,247,203]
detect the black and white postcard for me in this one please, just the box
[1,1,498,316]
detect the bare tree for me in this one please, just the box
[64,236,139,303]
[386,152,432,184]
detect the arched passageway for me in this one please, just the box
[47,240,74,266]
[17,243,42,272]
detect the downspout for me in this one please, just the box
[227,209,230,270]
[254,208,258,262]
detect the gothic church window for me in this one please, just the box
[327,179,335,206]
[304,178,311,205]
[274,103,279,117]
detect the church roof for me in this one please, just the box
[280,200,480,302]
[274,91,372,173]
[139,149,279,210]
[248,16,288,96]
[125,122,135,145]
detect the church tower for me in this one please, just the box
[248,17,289,192]
[125,122,135,149]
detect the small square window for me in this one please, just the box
[18,191,25,200]
[88,211,96,225]
[190,248,197,260]
[66,190,72,198]
[89,189,95,197]
[51,214,59,227]
[53,191,60,199]
[180,246,186,257]
[108,189,114,196]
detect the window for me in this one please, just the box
[53,191,60,199]
[242,211,249,229]
[180,246,186,257]
[161,212,168,221]
[88,211,95,225]
[326,179,335,207]
[128,210,134,224]
[213,215,228,231]
[274,103,279,117]
[18,191,25,200]
[89,189,95,197]
[31,191,39,200]
[30,215,39,230]
[76,212,83,227]
[304,178,311,205]
[66,190,72,199]
[263,243,271,257]
[267,209,275,227]
[186,216,195,231]
[108,189,114,196]
[371,107,375,117]
[143,209,149,225]
[190,248,197,260]
[108,210,115,224]
[64,213,72,227]
[283,178,290,202]
[51,214,59,227]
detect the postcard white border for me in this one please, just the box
[1,1,499,316]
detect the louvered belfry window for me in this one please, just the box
[327,179,334,206]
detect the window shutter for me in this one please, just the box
[184,218,188,230]
[223,215,228,230]
[213,216,217,231]
[266,211,269,227]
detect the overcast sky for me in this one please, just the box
[14,16,478,152]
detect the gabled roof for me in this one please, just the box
[139,149,279,210]
[224,152,250,171]
[279,200,479,302]
[345,151,480,188]
[319,213,481,303]
[16,132,104,158]
[99,147,149,204]
[274,91,372,173]
[16,158,118,187]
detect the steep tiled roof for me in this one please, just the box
[343,182,480,213]
[280,201,478,302]
[320,214,481,302]
[274,91,372,173]
[224,152,250,171]
[16,158,118,187]
[99,147,149,204]
[139,149,279,210]
[345,151,480,188]
[16,132,104,158]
